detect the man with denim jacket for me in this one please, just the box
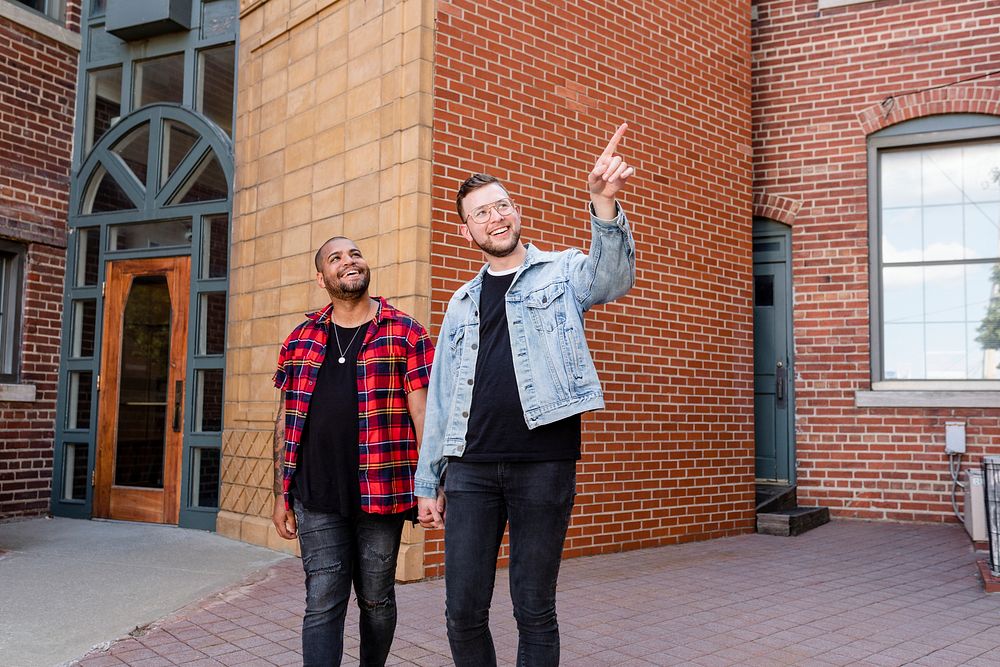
[415,124,636,666]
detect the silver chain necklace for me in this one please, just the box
[331,321,365,364]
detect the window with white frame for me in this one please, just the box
[0,241,25,384]
[7,0,65,21]
[871,117,1000,384]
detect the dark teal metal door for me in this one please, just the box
[753,219,795,483]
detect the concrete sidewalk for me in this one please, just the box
[63,520,1000,666]
[0,517,288,667]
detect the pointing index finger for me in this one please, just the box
[600,122,629,160]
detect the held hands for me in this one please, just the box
[272,495,298,539]
[417,489,446,529]
[588,122,635,219]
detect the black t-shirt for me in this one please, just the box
[463,270,581,461]
[292,323,366,515]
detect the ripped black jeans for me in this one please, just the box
[293,505,405,667]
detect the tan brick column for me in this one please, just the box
[220,0,434,580]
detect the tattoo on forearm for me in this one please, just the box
[273,405,284,494]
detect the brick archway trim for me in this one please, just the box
[857,85,1000,135]
[752,192,801,227]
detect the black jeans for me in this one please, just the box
[293,506,404,667]
[444,460,576,667]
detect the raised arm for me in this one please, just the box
[570,123,638,308]
[588,122,635,220]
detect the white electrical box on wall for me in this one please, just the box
[945,421,966,454]
[965,469,987,543]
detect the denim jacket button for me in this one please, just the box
[467,379,474,385]
[471,343,478,350]
[462,411,469,418]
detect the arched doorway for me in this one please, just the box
[52,104,232,529]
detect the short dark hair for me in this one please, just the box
[455,173,509,223]
[314,236,352,271]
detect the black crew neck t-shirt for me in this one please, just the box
[292,323,366,515]
[463,270,581,461]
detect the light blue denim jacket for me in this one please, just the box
[414,203,635,498]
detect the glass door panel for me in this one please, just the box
[197,292,226,355]
[75,228,100,287]
[114,276,170,488]
[201,213,229,278]
[70,299,97,357]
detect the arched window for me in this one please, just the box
[76,104,231,217]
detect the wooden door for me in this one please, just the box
[94,257,189,523]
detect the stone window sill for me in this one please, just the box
[818,0,877,9]
[855,389,1000,409]
[0,383,37,402]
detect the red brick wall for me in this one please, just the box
[0,6,80,520]
[753,0,1000,522]
[427,0,755,574]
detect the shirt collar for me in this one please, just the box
[305,297,388,325]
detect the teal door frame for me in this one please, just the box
[752,218,796,484]
[51,102,233,530]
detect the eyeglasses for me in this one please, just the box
[465,199,517,225]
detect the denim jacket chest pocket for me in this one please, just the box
[520,280,585,386]
[524,281,568,333]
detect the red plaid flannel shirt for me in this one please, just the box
[273,297,434,513]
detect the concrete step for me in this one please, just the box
[756,506,830,536]
[755,483,797,512]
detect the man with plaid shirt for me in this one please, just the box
[272,236,433,667]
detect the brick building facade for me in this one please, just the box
[752,0,1000,523]
[0,1,80,521]
[222,0,754,578]
[425,0,754,573]
[4,0,995,585]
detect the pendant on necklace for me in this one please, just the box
[338,357,346,364]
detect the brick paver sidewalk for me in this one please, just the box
[74,521,1000,666]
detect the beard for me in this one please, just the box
[473,225,522,258]
[323,266,371,300]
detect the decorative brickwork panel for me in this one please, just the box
[753,0,1000,522]
[0,6,80,521]
[221,429,273,518]
[428,1,755,575]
